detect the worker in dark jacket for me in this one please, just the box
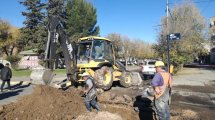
[81,72,101,112]
[1,63,12,92]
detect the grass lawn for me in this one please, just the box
[13,70,32,77]
[12,69,66,77]
[53,69,66,74]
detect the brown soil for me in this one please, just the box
[0,85,214,120]
[0,86,139,120]
[98,91,139,120]
[171,101,215,120]
[171,93,215,120]
[171,108,199,120]
[0,85,86,120]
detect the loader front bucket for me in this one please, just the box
[130,72,143,86]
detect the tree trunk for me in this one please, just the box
[9,46,15,56]
[2,46,9,56]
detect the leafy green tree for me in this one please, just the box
[66,0,99,41]
[47,0,65,19]
[20,0,47,50]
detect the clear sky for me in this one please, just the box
[0,0,215,43]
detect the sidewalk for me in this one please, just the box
[0,77,31,86]
[0,79,33,106]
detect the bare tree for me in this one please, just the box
[107,33,155,64]
[155,1,208,67]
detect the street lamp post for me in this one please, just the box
[166,0,170,72]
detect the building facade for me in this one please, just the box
[210,17,215,63]
[18,49,40,69]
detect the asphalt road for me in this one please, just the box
[173,67,215,86]
[0,82,33,105]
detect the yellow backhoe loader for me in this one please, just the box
[76,36,139,90]
[30,16,142,90]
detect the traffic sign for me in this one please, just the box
[168,33,181,40]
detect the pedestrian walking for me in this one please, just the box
[151,61,172,120]
[1,63,12,92]
[81,72,101,112]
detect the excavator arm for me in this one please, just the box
[30,16,77,86]
[45,16,77,81]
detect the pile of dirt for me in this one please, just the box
[0,85,208,120]
[0,86,139,120]
[0,85,86,120]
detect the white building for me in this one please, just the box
[18,49,40,69]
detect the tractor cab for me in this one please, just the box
[77,36,115,65]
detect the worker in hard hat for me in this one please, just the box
[85,45,91,59]
[151,61,172,120]
[81,72,101,112]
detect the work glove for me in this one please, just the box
[141,87,155,98]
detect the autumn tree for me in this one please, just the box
[0,19,20,56]
[107,33,154,62]
[134,39,155,59]
[106,33,123,58]
[154,1,208,69]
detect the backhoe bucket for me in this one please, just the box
[30,69,55,85]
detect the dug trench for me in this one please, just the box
[0,85,214,120]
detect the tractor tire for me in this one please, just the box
[94,66,113,90]
[120,72,132,88]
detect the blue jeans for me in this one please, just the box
[85,96,101,112]
[154,99,170,120]
[154,88,171,120]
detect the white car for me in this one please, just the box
[140,60,156,79]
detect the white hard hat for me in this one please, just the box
[81,72,90,77]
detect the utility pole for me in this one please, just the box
[166,0,170,72]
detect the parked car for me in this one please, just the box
[140,60,156,79]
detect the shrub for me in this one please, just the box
[6,55,21,64]
[5,55,21,70]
